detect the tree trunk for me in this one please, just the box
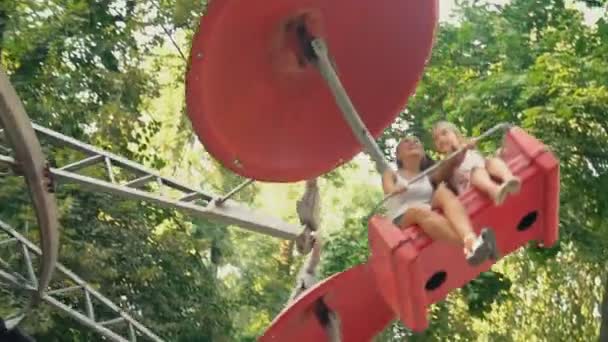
[600,268,608,342]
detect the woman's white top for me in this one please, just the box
[384,172,434,222]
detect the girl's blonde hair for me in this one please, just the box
[432,120,471,146]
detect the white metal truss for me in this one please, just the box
[0,219,163,342]
[15,123,301,240]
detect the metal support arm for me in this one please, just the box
[0,154,300,240]
[311,38,392,174]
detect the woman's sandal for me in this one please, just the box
[465,228,498,266]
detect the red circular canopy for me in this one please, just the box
[186,0,438,182]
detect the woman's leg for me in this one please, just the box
[399,207,461,245]
[431,183,476,248]
[431,183,498,265]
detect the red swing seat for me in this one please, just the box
[368,126,560,332]
[260,127,559,340]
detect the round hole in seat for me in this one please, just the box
[517,211,538,232]
[425,271,447,291]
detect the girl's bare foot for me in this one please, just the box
[494,177,521,205]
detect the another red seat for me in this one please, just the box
[368,126,560,332]
[259,264,394,342]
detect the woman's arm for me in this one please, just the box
[382,169,406,195]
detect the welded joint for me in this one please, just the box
[43,163,56,193]
[21,243,38,289]
[128,323,137,341]
[84,289,96,321]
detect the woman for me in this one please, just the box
[432,120,521,205]
[382,136,498,265]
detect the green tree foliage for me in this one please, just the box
[2,0,608,341]
[0,1,233,340]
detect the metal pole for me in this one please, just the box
[310,38,392,174]
[10,122,303,239]
[0,154,300,240]
[43,295,130,342]
[216,179,255,205]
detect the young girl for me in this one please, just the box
[382,136,498,266]
[432,121,521,205]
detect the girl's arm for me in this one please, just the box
[430,149,467,185]
[382,169,406,195]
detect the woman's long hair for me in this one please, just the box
[395,136,436,171]
[395,134,461,192]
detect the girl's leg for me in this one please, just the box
[399,207,461,245]
[470,167,502,205]
[485,158,521,204]
[485,157,515,182]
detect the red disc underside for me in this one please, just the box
[186,0,438,182]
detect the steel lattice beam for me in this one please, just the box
[0,220,163,342]
[26,124,301,240]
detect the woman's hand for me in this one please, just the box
[382,169,409,196]
[432,149,467,185]
[391,175,409,194]
[392,185,408,195]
